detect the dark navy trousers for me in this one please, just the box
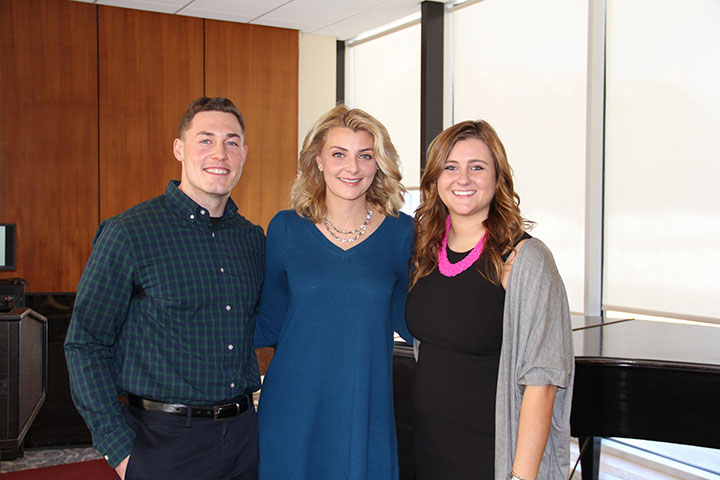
[123,402,259,480]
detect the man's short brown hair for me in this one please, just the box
[177,97,245,139]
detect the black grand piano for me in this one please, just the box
[571,315,720,480]
[392,315,720,480]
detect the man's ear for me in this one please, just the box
[235,144,248,177]
[173,138,184,162]
[240,144,248,168]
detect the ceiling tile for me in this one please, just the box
[258,3,358,31]
[96,0,187,14]
[177,8,256,24]
[314,1,422,39]
[72,0,443,40]
[179,0,290,20]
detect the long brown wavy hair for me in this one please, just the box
[409,120,532,289]
[291,104,406,223]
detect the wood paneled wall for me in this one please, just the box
[0,0,299,292]
[98,7,205,220]
[205,22,299,227]
[0,0,98,292]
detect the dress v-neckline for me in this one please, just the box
[309,214,389,254]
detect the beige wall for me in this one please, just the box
[298,33,337,154]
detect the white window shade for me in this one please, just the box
[350,24,421,192]
[603,0,720,322]
[452,0,589,313]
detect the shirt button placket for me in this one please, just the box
[216,215,232,391]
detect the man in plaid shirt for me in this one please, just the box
[65,97,264,480]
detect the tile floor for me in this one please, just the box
[3,437,718,478]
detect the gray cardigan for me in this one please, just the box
[413,238,574,480]
[495,237,574,480]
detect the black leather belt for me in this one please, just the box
[128,394,251,421]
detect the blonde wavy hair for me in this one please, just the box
[409,120,532,289]
[291,104,406,222]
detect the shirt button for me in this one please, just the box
[189,214,195,220]
[230,382,236,388]
[200,209,206,215]
[220,267,225,273]
[228,344,234,350]
[226,305,232,311]
[212,232,216,238]
[104,455,109,461]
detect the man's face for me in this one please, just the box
[173,111,247,210]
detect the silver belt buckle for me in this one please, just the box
[213,401,239,420]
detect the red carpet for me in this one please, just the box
[2,459,117,479]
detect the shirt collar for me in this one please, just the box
[163,180,239,221]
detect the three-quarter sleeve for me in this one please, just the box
[391,216,414,344]
[512,240,573,389]
[253,212,290,348]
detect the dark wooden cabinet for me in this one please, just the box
[0,308,47,453]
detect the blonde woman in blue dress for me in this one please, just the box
[254,105,413,479]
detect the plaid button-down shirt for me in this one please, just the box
[65,181,265,466]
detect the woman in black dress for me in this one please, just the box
[406,120,574,480]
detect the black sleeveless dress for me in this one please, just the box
[406,235,529,479]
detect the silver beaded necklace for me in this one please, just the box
[323,207,373,243]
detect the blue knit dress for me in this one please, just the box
[253,209,413,480]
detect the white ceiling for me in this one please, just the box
[72,0,450,41]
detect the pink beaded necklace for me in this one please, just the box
[438,215,487,277]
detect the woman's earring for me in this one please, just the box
[317,164,323,172]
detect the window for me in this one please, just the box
[348,22,421,215]
[452,0,589,313]
[603,0,720,321]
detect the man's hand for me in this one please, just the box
[115,455,130,479]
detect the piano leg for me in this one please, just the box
[579,436,601,480]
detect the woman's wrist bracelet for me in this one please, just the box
[508,472,526,480]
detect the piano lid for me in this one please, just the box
[572,315,720,366]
